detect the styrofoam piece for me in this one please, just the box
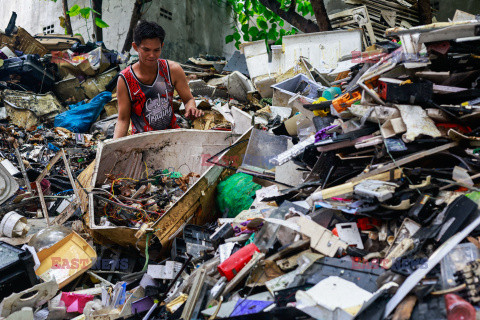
[380,118,407,139]
[0,211,29,237]
[295,276,372,320]
[396,104,441,142]
[241,29,363,80]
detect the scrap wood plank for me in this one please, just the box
[52,201,76,225]
[349,141,459,183]
[77,160,95,214]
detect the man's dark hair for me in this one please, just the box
[133,20,166,45]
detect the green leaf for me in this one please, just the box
[239,13,247,24]
[300,5,309,16]
[241,24,249,33]
[296,2,304,14]
[267,27,278,40]
[256,16,268,30]
[233,32,241,41]
[91,8,101,15]
[235,41,241,50]
[67,4,81,16]
[249,26,259,37]
[263,10,272,20]
[80,7,91,19]
[225,34,235,43]
[235,2,244,12]
[256,4,265,14]
[95,17,109,28]
[279,20,285,27]
[243,33,250,42]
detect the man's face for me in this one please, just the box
[133,38,163,67]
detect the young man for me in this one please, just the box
[114,20,203,139]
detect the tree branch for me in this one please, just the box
[417,0,432,25]
[62,0,73,35]
[92,0,103,41]
[258,0,320,33]
[310,0,332,31]
[122,0,152,52]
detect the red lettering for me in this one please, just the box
[70,258,79,269]
[201,154,212,167]
[61,258,71,269]
[79,258,90,269]
[352,51,362,63]
[51,257,62,269]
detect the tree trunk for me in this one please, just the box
[62,0,73,35]
[258,0,320,33]
[122,0,152,52]
[417,0,432,25]
[310,0,332,31]
[92,0,103,42]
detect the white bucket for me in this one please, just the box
[0,211,30,237]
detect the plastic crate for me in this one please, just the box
[0,55,55,92]
[0,241,38,299]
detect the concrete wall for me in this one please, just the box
[0,0,236,62]
[141,0,236,62]
[434,0,479,21]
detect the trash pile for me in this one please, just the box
[3,7,480,320]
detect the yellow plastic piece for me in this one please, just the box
[36,231,97,289]
[313,97,328,104]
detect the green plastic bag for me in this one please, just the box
[216,173,262,218]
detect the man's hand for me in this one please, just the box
[185,105,204,119]
[168,60,205,120]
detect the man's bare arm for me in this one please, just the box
[113,77,132,139]
[168,60,203,119]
